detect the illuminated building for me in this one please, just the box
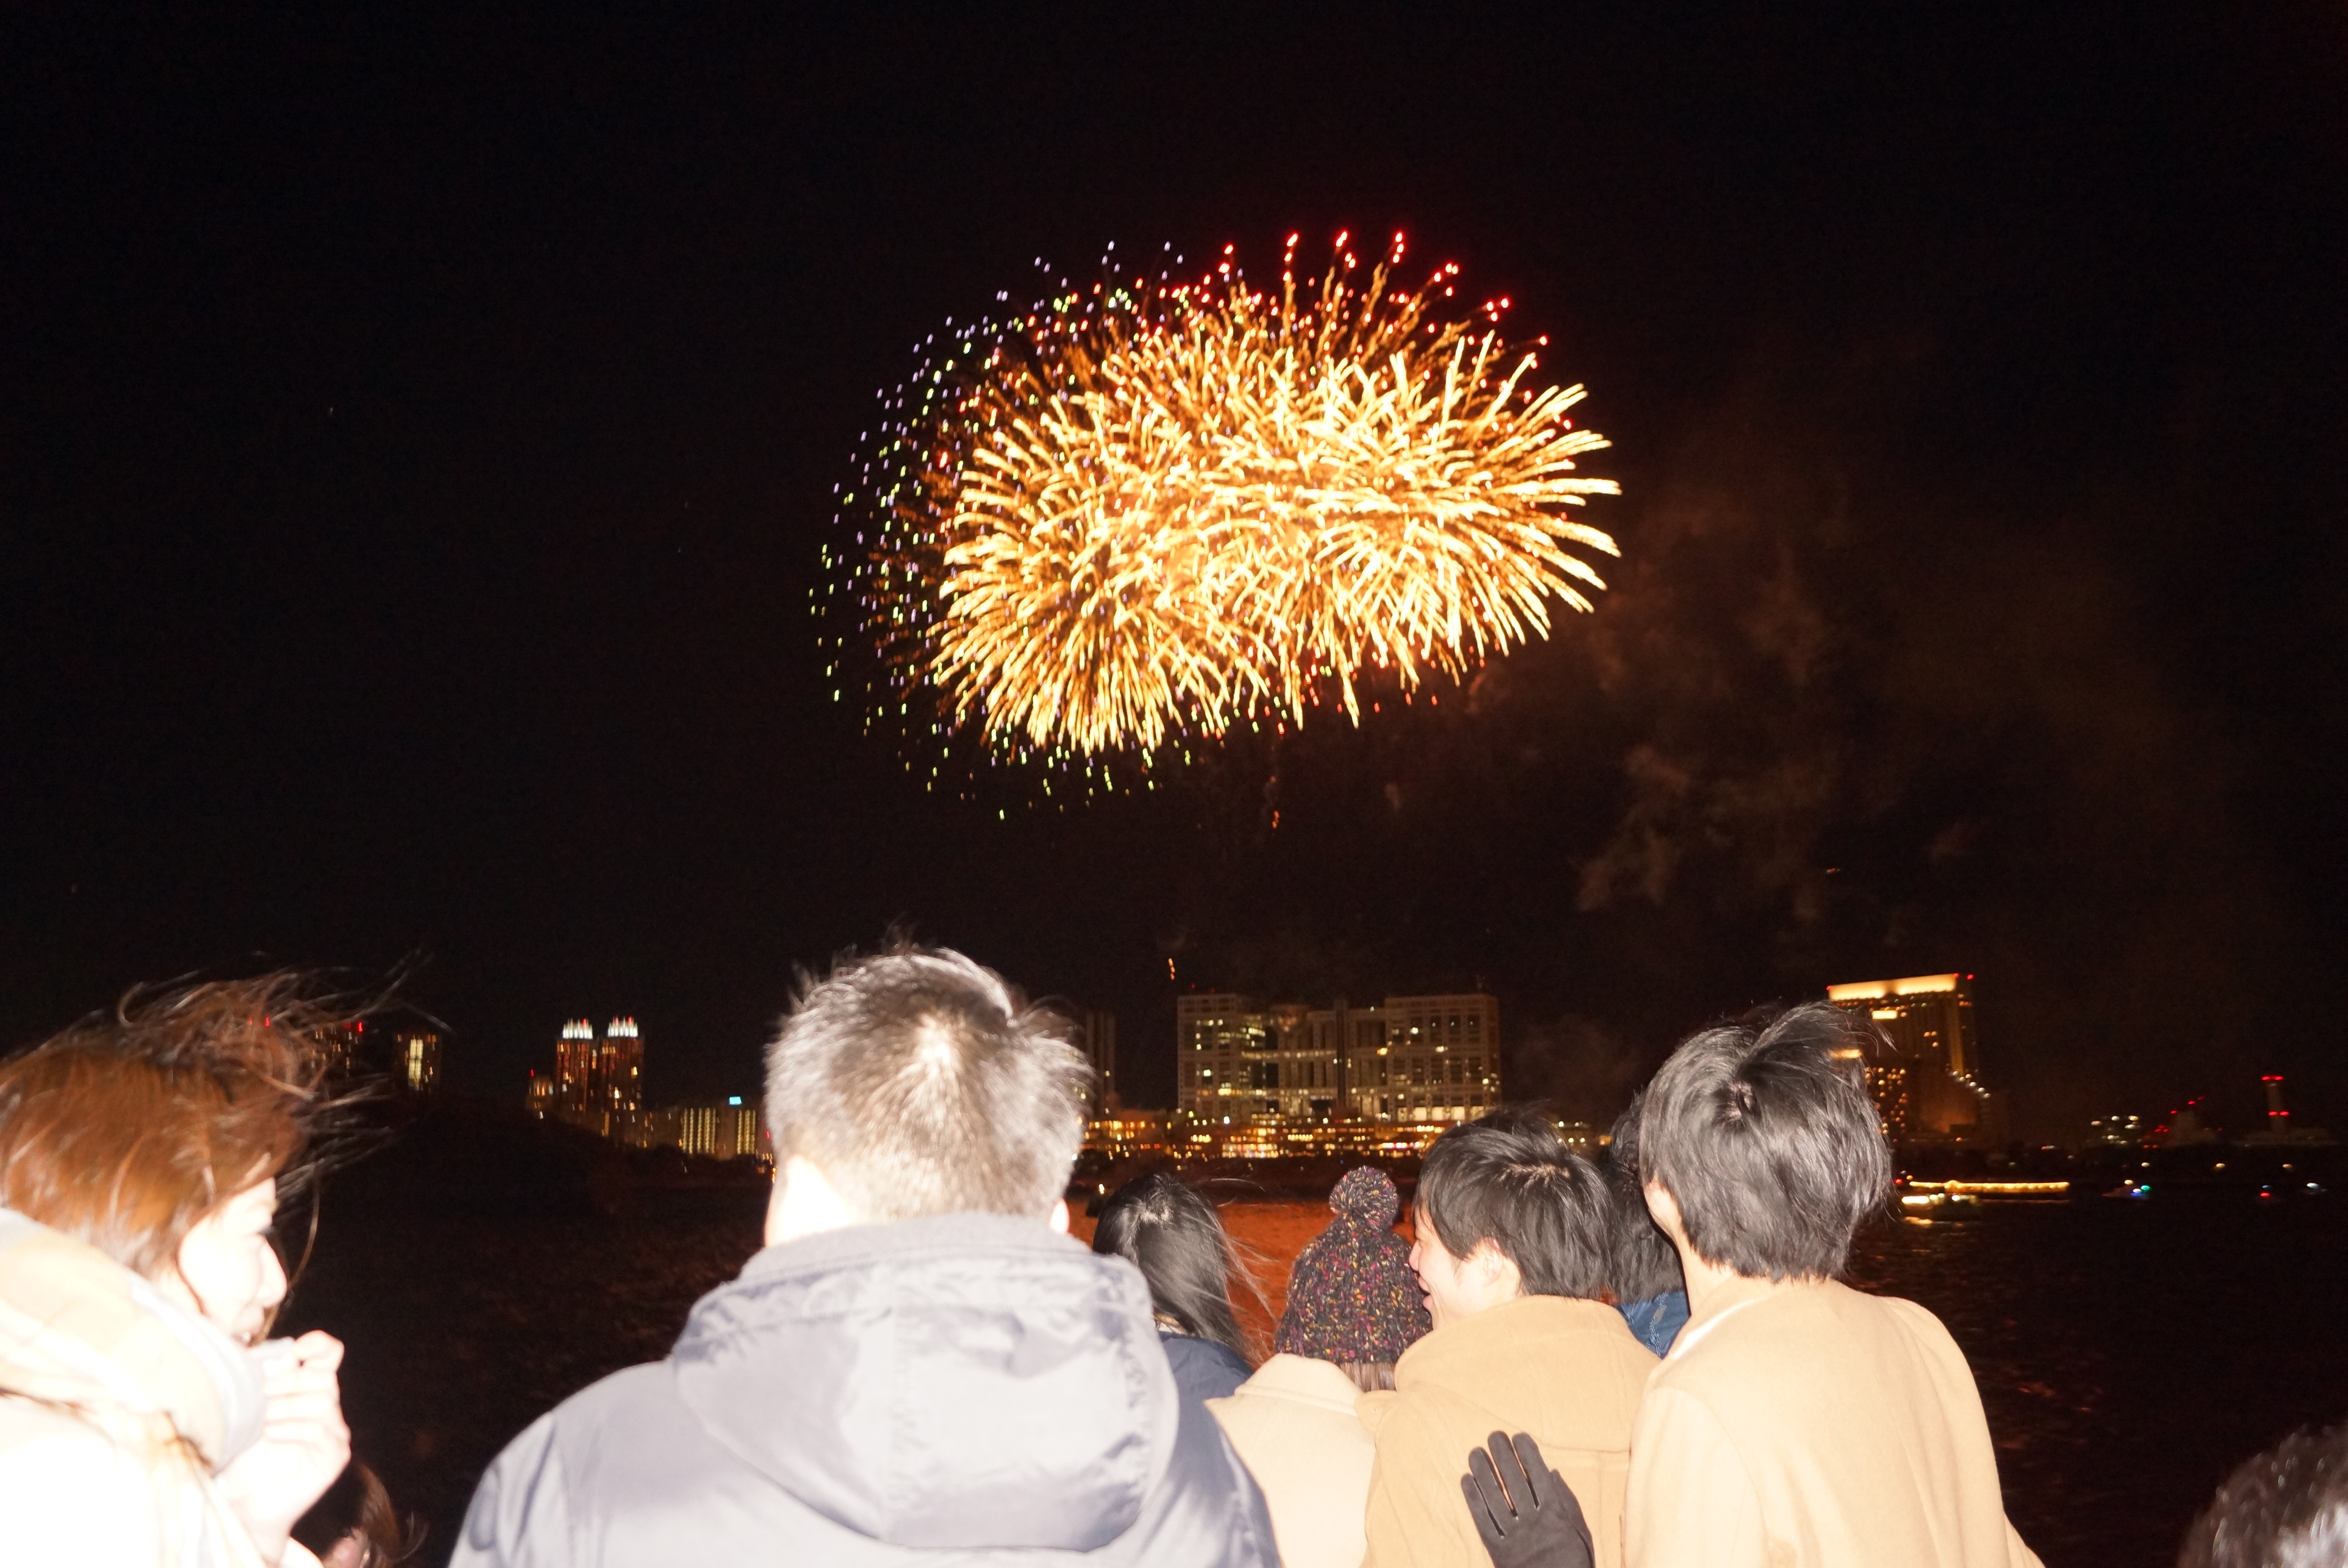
[1082,1008,1119,1111]
[2242,1076,2334,1147]
[1176,990,1501,1145]
[1825,973,1991,1139]
[1362,994,1501,1126]
[549,1017,645,1133]
[394,1031,441,1095]
[316,1022,365,1079]
[679,1100,768,1159]
[610,1099,772,1163]
[2085,1113,2144,1148]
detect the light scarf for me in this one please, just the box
[0,1208,272,1567]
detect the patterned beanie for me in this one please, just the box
[1273,1166,1432,1363]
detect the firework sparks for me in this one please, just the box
[821,234,1620,767]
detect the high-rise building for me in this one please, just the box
[554,1020,598,1112]
[1359,994,1501,1125]
[599,1019,644,1113]
[1082,1009,1119,1110]
[552,1017,645,1122]
[394,1031,442,1095]
[1825,973,1990,1138]
[1176,991,1500,1127]
[1177,993,1270,1119]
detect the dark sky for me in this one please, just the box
[4,4,2342,1138]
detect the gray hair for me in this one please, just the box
[2180,1421,2348,1568]
[1640,1002,1891,1282]
[764,944,1090,1223]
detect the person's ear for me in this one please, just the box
[1470,1239,1523,1299]
[1049,1199,1070,1234]
[1644,1179,1687,1247]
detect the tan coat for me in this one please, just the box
[1208,1354,1378,1568]
[1360,1295,1656,1568]
[1625,1276,2043,1568]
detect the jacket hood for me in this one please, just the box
[0,1208,265,1466]
[672,1211,1178,1553]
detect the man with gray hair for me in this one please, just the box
[455,944,1276,1566]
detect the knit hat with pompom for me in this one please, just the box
[1272,1166,1431,1363]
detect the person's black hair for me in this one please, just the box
[1091,1171,1255,1363]
[1603,1092,1685,1304]
[2179,1421,2348,1567]
[1640,1001,1891,1282]
[1415,1108,1609,1299]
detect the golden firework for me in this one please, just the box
[829,235,1620,763]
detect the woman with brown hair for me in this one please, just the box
[0,977,358,1567]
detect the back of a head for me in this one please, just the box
[1640,1000,1892,1283]
[1417,1108,1610,1298]
[2180,1422,2348,1568]
[764,944,1089,1224]
[1603,1092,1685,1304]
[0,975,332,1281]
[1090,1170,1251,1360]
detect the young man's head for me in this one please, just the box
[1639,1001,1891,1283]
[2179,1421,2348,1568]
[762,944,1089,1240]
[1409,1110,1609,1327]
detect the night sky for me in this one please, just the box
[4,5,2342,1138]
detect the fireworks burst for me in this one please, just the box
[818,233,1620,778]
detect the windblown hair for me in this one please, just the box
[1640,1001,1892,1282]
[1603,1092,1686,1304]
[292,1459,425,1567]
[1415,1108,1610,1299]
[0,975,351,1291]
[2179,1421,2348,1568]
[764,943,1089,1223]
[1090,1171,1261,1363]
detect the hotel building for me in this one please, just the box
[547,1017,646,1132]
[1176,991,1502,1131]
[1825,973,1992,1139]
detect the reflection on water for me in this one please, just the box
[287,1190,2347,1568]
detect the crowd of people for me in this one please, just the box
[0,945,2341,1566]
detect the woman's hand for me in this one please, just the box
[214,1330,352,1566]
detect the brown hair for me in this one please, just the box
[0,975,351,1291]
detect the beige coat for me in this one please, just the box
[1208,1354,1378,1568]
[1359,1294,1656,1568]
[1625,1276,2043,1568]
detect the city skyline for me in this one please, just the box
[4,9,2341,1144]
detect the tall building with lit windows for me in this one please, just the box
[1825,973,1990,1139]
[1082,1009,1119,1110]
[1176,991,1500,1127]
[552,1017,645,1123]
[394,1031,441,1095]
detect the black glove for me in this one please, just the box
[1460,1430,1594,1568]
